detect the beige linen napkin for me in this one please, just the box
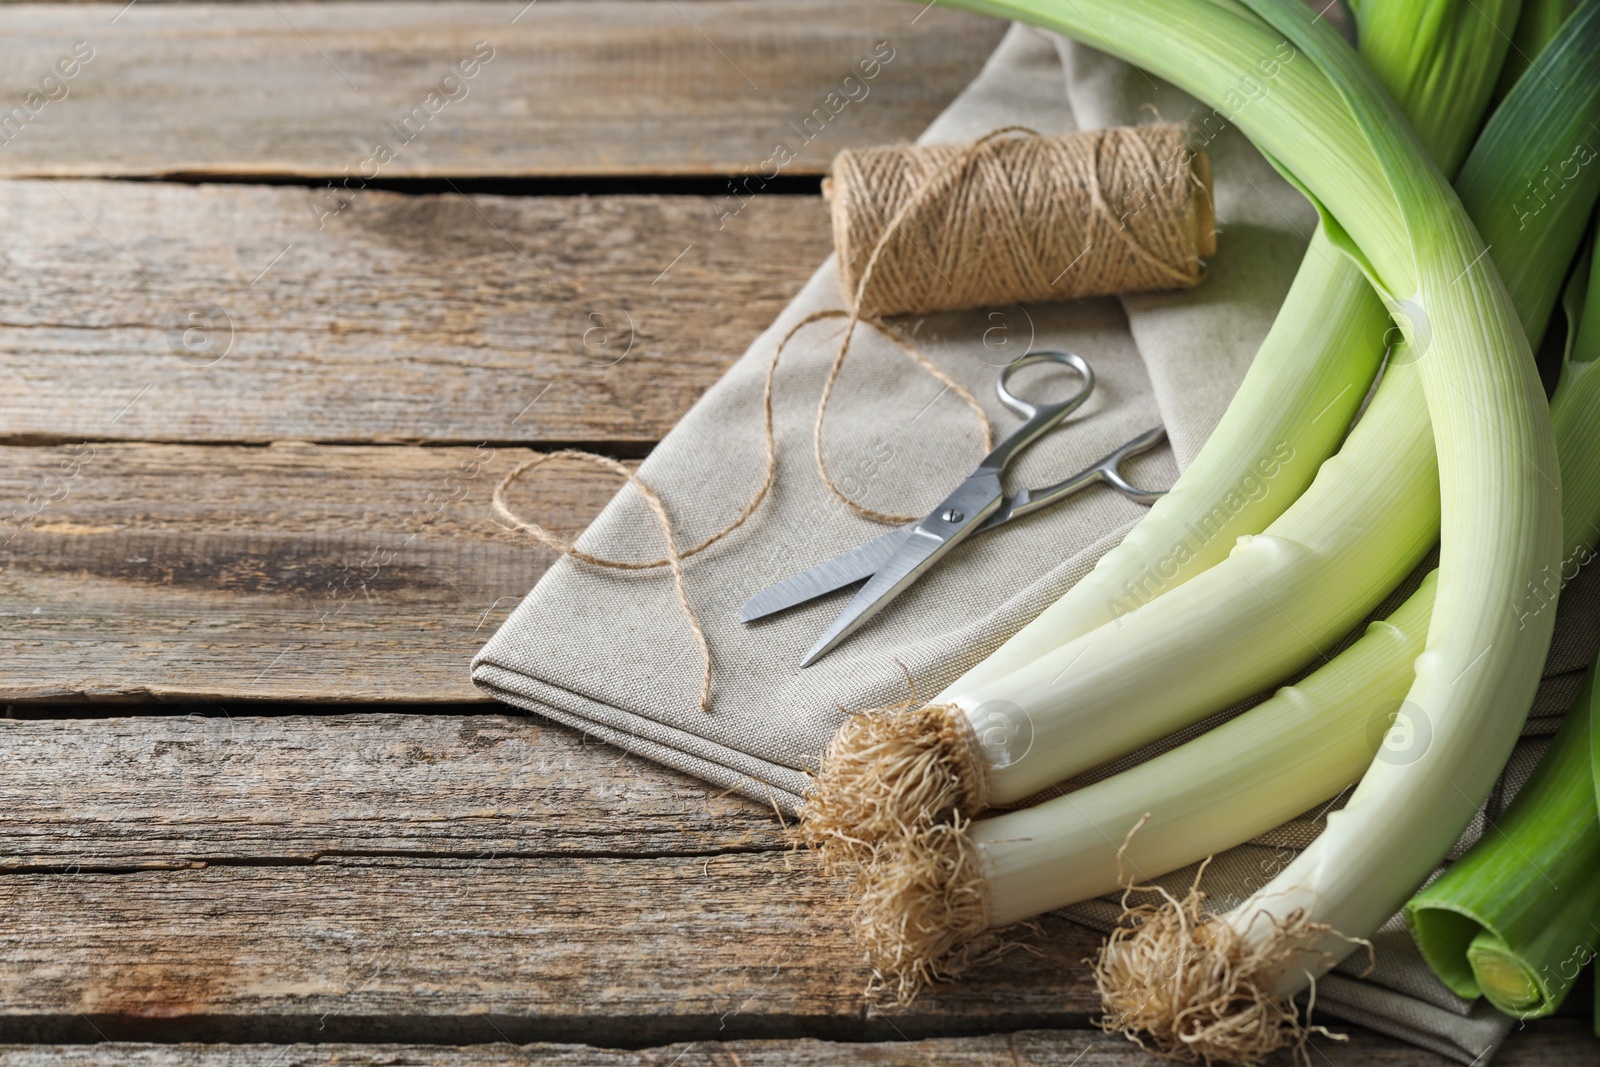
[475,25,1179,812]
[475,24,1592,1063]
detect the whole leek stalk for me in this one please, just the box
[937,0,1514,697]
[1405,232,1600,1020]
[847,0,1570,1053]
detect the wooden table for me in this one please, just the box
[0,2,1590,1063]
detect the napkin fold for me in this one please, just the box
[475,24,1597,1063]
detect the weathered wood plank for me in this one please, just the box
[16,1023,1589,1066]
[0,711,1583,1061]
[0,443,615,702]
[0,713,782,866]
[0,856,1102,1043]
[0,709,1090,1041]
[0,710,1087,1042]
[0,1,1003,179]
[0,179,828,446]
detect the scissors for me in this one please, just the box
[741,349,1170,667]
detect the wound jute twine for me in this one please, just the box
[492,126,1215,711]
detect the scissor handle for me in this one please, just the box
[999,425,1169,522]
[982,350,1095,471]
[1096,425,1169,504]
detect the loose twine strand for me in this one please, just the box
[493,126,1210,711]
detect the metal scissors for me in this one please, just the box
[740,350,1169,667]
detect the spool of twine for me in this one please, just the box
[827,124,1214,317]
[495,126,1214,712]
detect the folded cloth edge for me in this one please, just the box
[473,663,812,810]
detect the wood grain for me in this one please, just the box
[0,709,1097,1042]
[0,179,829,447]
[0,713,782,867]
[0,8,1572,1065]
[0,856,1104,1043]
[16,1023,1593,1066]
[0,443,617,702]
[0,1,1004,179]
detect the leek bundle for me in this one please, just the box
[853,119,1600,1006]
[1101,0,1585,1043]
[795,0,1600,1056]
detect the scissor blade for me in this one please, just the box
[800,473,1003,666]
[739,525,916,623]
[797,527,954,668]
